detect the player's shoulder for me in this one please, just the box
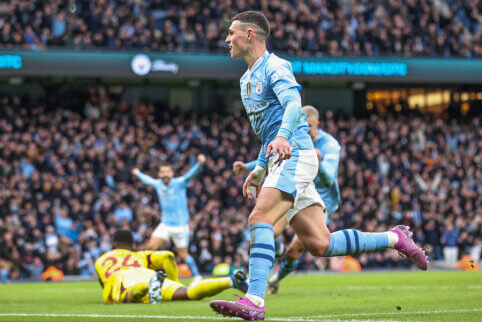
[319,130,340,149]
[265,53,292,72]
[95,249,119,266]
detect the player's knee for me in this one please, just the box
[305,237,330,257]
[247,209,272,226]
[286,247,301,261]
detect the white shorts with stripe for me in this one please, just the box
[263,148,325,223]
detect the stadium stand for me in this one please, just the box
[0,0,480,57]
[0,90,480,280]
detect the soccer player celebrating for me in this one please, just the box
[95,230,248,304]
[210,11,427,320]
[132,154,205,284]
[234,105,342,294]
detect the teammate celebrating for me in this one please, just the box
[95,230,248,304]
[132,154,205,284]
[210,11,427,320]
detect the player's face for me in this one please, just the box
[306,115,320,139]
[158,166,174,184]
[226,21,249,59]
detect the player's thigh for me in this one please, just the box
[273,216,288,238]
[286,235,306,261]
[171,225,189,249]
[151,223,169,249]
[248,187,293,226]
[290,204,330,257]
[176,247,188,260]
[149,236,167,250]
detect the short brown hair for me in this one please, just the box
[233,11,270,40]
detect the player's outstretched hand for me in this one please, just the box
[233,161,247,175]
[266,136,291,160]
[315,149,322,163]
[197,154,206,164]
[132,168,140,176]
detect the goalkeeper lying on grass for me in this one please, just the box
[95,230,248,303]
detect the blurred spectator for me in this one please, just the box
[0,0,479,57]
[441,222,459,262]
[0,90,480,280]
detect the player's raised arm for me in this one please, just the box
[318,140,341,186]
[181,154,205,183]
[132,168,159,187]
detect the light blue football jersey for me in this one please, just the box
[240,51,313,167]
[245,128,340,214]
[313,129,341,215]
[136,163,201,226]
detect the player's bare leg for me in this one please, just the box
[268,235,305,294]
[177,246,202,285]
[147,237,167,250]
[292,204,428,269]
[273,216,288,238]
[289,204,330,257]
[210,188,292,320]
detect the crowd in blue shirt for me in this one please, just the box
[0,90,480,281]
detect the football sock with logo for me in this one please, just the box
[185,254,200,277]
[246,223,275,307]
[323,230,390,257]
[277,257,299,281]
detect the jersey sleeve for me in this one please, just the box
[318,139,341,186]
[136,171,160,187]
[266,59,301,97]
[245,160,257,171]
[266,58,303,141]
[180,162,202,185]
[256,144,268,169]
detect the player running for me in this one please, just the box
[210,11,427,320]
[132,154,205,284]
[95,230,248,304]
[234,105,342,294]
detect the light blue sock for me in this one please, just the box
[277,257,299,281]
[185,254,200,277]
[247,223,275,299]
[324,230,389,256]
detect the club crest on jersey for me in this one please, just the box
[256,81,263,95]
[247,82,251,96]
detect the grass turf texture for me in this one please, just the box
[0,271,480,321]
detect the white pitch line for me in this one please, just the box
[310,308,482,319]
[0,313,313,321]
[0,309,481,321]
[288,285,482,291]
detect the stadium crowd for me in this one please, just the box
[0,0,480,57]
[0,88,480,281]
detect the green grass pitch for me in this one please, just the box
[0,271,480,321]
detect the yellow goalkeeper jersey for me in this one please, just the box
[95,249,178,286]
